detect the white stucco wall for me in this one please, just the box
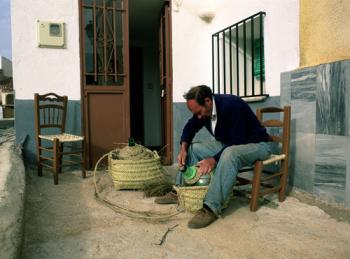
[11,0,299,101]
[11,0,81,100]
[172,0,299,101]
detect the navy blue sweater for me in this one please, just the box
[180,94,269,162]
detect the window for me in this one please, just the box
[82,0,125,86]
[212,12,266,99]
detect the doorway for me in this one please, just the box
[80,0,173,167]
[129,0,173,163]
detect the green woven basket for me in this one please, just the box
[173,185,209,213]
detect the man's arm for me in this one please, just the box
[180,115,205,144]
[178,115,205,167]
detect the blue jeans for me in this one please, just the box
[183,140,271,216]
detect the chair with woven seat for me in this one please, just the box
[237,106,291,211]
[34,93,86,184]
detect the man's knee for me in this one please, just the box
[220,146,241,160]
[219,147,242,166]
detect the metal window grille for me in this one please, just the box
[212,12,267,99]
[82,0,125,86]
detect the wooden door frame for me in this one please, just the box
[161,0,173,165]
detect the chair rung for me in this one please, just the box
[260,182,274,188]
[40,156,53,161]
[262,119,283,127]
[236,175,276,189]
[263,154,286,165]
[236,176,251,185]
[261,172,283,181]
[61,150,83,155]
[259,186,281,196]
[39,146,53,152]
[61,159,83,166]
[40,163,53,169]
[239,167,254,173]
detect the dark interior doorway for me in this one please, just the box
[129,0,163,151]
[130,47,144,144]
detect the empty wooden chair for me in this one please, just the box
[237,106,291,211]
[34,93,86,184]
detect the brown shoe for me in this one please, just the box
[154,191,178,204]
[188,206,218,229]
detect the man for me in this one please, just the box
[156,85,271,228]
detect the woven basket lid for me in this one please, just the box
[117,144,153,160]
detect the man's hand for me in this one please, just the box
[177,149,187,168]
[197,157,217,175]
[177,142,189,167]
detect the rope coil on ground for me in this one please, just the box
[93,151,183,220]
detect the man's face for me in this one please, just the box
[187,98,213,119]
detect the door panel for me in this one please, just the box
[87,92,127,165]
[159,1,173,165]
[80,0,130,168]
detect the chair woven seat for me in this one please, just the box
[39,133,84,142]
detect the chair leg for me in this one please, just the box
[58,143,64,174]
[250,161,263,212]
[53,138,59,185]
[36,138,43,176]
[278,160,288,202]
[81,139,86,178]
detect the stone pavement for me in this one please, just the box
[21,166,350,258]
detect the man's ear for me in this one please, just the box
[204,97,212,106]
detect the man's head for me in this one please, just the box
[183,85,213,119]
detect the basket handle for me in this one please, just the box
[153,150,160,159]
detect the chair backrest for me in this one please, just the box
[256,106,291,155]
[34,93,68,135]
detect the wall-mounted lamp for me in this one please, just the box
[173,0,219,23]
[197,0,218,23]
[198,8,216,23]
[173,0,183,12]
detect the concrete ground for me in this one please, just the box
[21,166,350,259]
[0,126,25,259]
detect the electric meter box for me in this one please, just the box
[37,20,65,48]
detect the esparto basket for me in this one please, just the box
[108,145,163,190]
[173,185,209,213]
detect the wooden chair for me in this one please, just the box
[237,106,291,211]
[34,93,86,184]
